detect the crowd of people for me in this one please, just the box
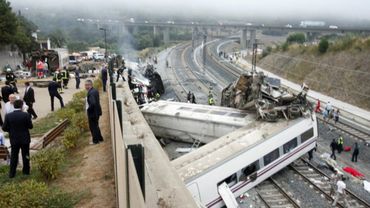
[0,64,107,178]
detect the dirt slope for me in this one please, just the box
[53,91,116,208]
[258,42,370,110]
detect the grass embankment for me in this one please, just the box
[259,35,370,110]
[0,79,103,208]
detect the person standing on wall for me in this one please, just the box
[2,100,33,178]
[85,80,103,144]
[101,66,108,92]
[23,82,38,120]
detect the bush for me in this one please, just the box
[0,180,77,208]
[62,127,81,149]
[31,148,65,180]
[281,42,289,51]
[0,180,49,207]
[93,78,102,90]
[262,46,272,57]
[287,33,306,44]
[318,38,329,53]
[55,108,75,121]
[71,112,89,131]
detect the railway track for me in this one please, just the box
[317,116,370,143]
[168,42,210,103]
[256,178,300,208]
[290,159,370,208]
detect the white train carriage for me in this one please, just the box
[172,113,318,208]
[142,101,253,143]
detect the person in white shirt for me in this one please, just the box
[332,176,350,207]
[4,94,28,116]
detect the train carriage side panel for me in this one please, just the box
[184,115,317,208]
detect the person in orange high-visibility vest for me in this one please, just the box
[36,60,44,79]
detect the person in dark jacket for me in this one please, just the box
[48,78,64,111]
[330,139,337,160]
[23,82,37,119]
[1,81,14,103]
[75,65,81,89]
[85,80,103,144]
[101,66,108,92]
[352,142,359,162]
[2,100,33,178]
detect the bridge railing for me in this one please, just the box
[108,82,145,208]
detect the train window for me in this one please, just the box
[217,173,237,187]
[263,148,280,166]
[210,111,227,115]
[283,138,298,154]
[229,113,247,118]
[178,107,193,111]
[193,108,208,113]
[239,160,260,182]
[301,128,314,143]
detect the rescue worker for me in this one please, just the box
[191,93,196,104]
[187,91,191,103]
[53,70,63,93]
[329,170,340,196]
[208,91,214,105]
[36,59,44,79]
[337,136,344,154]
[330,138,337,160]
[5,68,18,93]
[61,67,70,89]
[351,142,359,162]
[332,176,350,207]
[154,92,160,101]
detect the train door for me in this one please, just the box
[187,182,202,203]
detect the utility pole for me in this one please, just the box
[202,29,207,68]
[251,43,257,74]
[99,28,107,60]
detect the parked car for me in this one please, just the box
[93,54,105,61]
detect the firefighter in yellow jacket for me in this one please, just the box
[53,70,63,93]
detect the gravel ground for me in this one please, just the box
[272,168,332,208]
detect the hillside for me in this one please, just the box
[258,36,370,110]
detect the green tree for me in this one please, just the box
[14,15,38,60]
[0,0,17,45]
[67,41,88,52]
[286,33,306,44]
[49,29,67,48]
[318,38,329,53]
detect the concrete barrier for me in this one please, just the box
[108,77,197,207]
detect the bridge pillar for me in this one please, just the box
[249,30,256,49]
[192,27,197,50]
[163,27,170,44]
[153,26,158,36]
[240,29,247,50]
[133,26,139,34]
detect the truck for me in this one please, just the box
[31,48,69,72]
[300,21,325,28]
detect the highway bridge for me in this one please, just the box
[100,20,370,49]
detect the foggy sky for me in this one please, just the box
[8,0,370,22]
